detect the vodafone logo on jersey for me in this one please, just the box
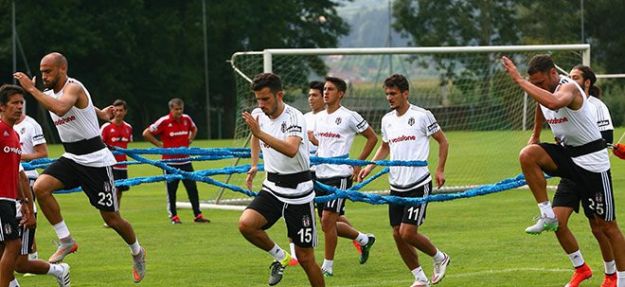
[169,131,189,137]
[54,115,76,126]
[545,117,569,124]
[3,145,22,155]
[390,135,416,143]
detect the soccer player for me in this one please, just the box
[529,65,617,287]
[0,84,35,287]
[15,167,71,287]
[359,74,450,287]
[304,80,325,154]
[142,98,210,224]
[502,55,625,286]
[13,52,146,283]
[13,108,48,261]
[312,76,378,277]
[101,99,133,208]
[239,73,324,286]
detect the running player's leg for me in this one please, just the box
[285,200,323,286]
[589,217,617,285]
[32,175,66,228]
[0,240,21,287]
[14,228,71,287]
[553,205,593,286]
[519,144,558,210]
[295,246,325,287]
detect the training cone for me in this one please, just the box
[613,143,625,160]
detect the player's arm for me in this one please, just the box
[246,135,260,191]
[358,141,390,181]
[188,125,197,143]
[242,111,301,158]
[308,131,318,146]
[95,106,114,121]
[528,105,545,145]
[431,130,449,188]
[142,127,163,147]
[21,143,49,161]
[14,73,80,117]
[17,170,35,228]
[500,56,578,110]
[353,127,378,181]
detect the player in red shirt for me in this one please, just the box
[101,99,133,207]
[0,84,35,287]
[142,98,209,224]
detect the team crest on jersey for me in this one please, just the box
[20,128,25,134]
[168,123,173,127]
[111,128,115,133]
[408,117,415,126]
[302,215,311,228]
[3,223,12,235]
[281,121,287,133]
[335,117,342,125]
[3,131,9,137]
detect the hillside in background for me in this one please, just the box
[337,0,411,48]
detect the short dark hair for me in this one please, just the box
[168,98,184,108]
[383,74,410,92]
[251,73,282,93]
[0,84,25,105]
[308,81,324,92]
[527,54,555,75]
[572,64,602,98]
[325,76,347,93]
[113,99,128,110]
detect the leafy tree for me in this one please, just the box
[0,0,348,140]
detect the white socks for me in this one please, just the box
[605,260,616,275]
[289,242,297,260]
[53,221,71,239]
[568,250,585,268]
[8,279,19,287]
[129,240,142,256]
[47,264,64,276]
[433,249,446,263]
[268,244,286,262]
[538,201,555,218]
[355,233,369,246]
[617,271,625,287]
[411,266,428,282]
[321,259,334,272]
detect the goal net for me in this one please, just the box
[220,45,590,203]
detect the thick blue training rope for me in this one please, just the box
[23,147,527,205]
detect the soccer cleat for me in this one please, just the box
[193,214,210,223]
[431,253,450,284]
[49,240,78,263]
[170,215,182,224]
[359,234,376,264]
[352,240,362,254]
[564,263,592,287]
[410,279,430,287]
[55,263,71,287]
[600,273,617,287]
[321,268,333,277]
[287,257,299,267]
[132,247,146,283]
[525,216,558,234]
[268,253,291,286]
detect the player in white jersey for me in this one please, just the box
[311,76,378,277]
[359,74,450,287]
[239,73,324,287]
[14,52,146,283]
[529,65,617,287]
[304,80,325,156]
[502,55,625,286]
[13,113,48,261]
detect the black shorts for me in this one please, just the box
[43,157,118,212]
[246,190,317,248]
[314,176,352,218]
[0,200,20,242]
[113,169,129,192]
[541,143,616,221]
[18,220,35,255]
[553,178,582,213]
[389,181,431,227]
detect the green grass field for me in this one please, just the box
[18,129,625,286]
